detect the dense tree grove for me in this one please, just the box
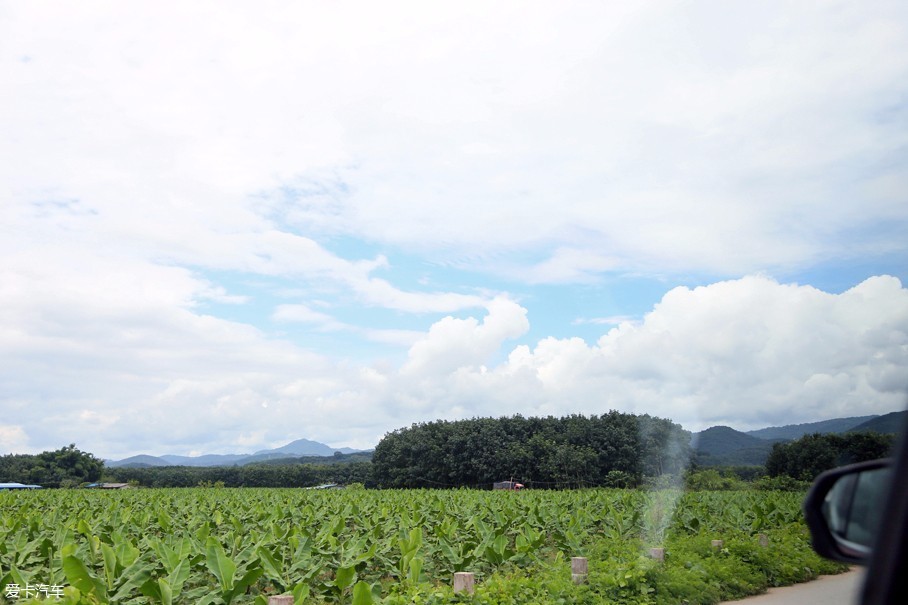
[371,412,691,488]
[765,432,895,480]
[0,444,104,487]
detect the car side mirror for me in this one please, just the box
[804,458,892,565]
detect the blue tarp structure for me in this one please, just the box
[0,482,42,490]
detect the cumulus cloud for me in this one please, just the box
[387,276,908,431]
[402,298,530,376]
[496,276,908,429]
[278,275,907,443]
[0,426,31,455]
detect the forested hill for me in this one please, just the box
[692,413,904,467]
[848,411,907,435]
[745,415,878,440]
[691,426,780,466]
[694,426,769,455]
[371,412,690,489]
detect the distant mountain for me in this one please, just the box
[253,438,349,457]
[108,455,171,468]
[692,426,780,466]
[746,415,878,440]
[849,411,907,435]
[106,438,364,468]
[693,411,903,468]
[159,454,248,467]
[248,451,373,466]
[693,426,770,455]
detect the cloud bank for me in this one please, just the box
[2,1,906,282]
[2,276,904,457]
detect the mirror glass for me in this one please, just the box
[822,465,891,551]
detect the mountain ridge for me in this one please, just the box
[693,411,904,467]
[106,438,366,468]
[848,411,907,435]
[744,415,878,440]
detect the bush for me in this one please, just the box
[684,469,746,491]
[751,475,810,492]
[604,470,635,488]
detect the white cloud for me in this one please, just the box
[402,297,529,376]
[387,276,908,432]
[272,304,347,331]
[573,316,638,327]
[524,248,622,285]
[2,1,905,287]
[496,277,908,429]
[350,277,487,314]
[0,426,31,455]
[315,275,906,440]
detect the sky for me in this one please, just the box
[2,1,907,460]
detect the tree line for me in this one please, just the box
[108,461,374,488]
[3,419,896,490]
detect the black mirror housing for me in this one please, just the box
[804,458,892,565]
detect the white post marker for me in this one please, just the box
[454,572,475,595]
[571,557,588,584]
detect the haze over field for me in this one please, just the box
[2,2,907,459]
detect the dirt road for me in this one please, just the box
[723,569,865,604]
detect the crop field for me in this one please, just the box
[0,488,845,605]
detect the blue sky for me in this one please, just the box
[1,1,907,459]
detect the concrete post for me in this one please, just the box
[571,557,588,584]
[454,572,475,595]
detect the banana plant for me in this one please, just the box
[203,537,264,605]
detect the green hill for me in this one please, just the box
[692,426,780,466]
[746,415,877,440]
[246,452,373,466]
[107,455,170,468]
[692,412,903,468]
[849,411,907,435]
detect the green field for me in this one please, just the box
[0,488,845,604]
